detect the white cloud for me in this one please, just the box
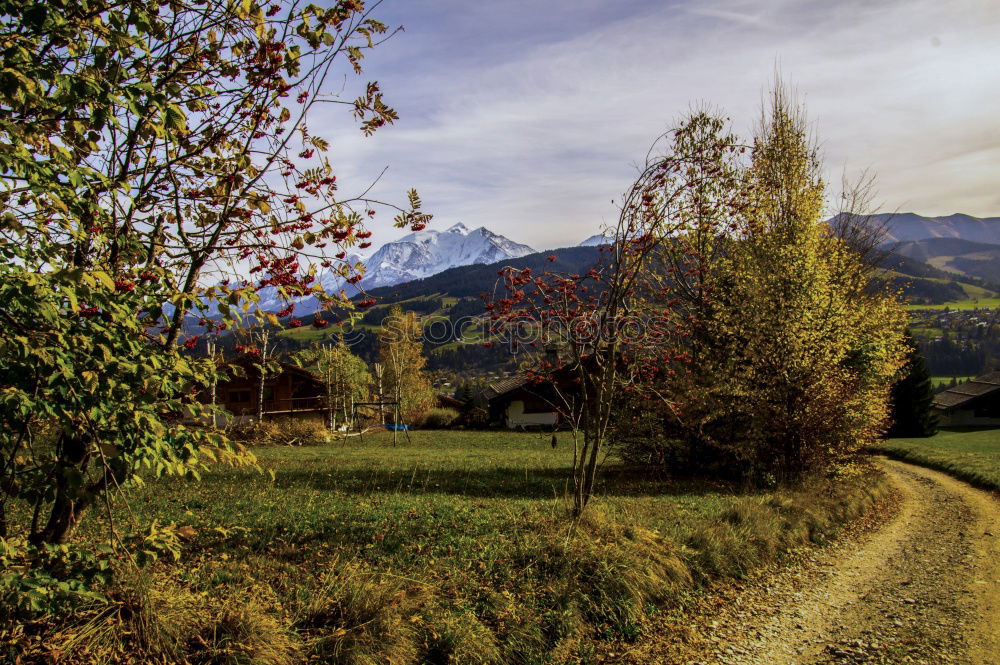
[312,0,1000,250]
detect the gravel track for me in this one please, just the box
[609,458,1000,665]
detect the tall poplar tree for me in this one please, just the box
[709,84,908,480]
[377,306,434,424]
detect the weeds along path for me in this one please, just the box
[632,459,1000,665]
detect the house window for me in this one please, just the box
[229,390,252,403]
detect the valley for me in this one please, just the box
[248,212,1000,382]
[5,6,1000,660]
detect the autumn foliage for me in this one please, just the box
[490,87,907,502]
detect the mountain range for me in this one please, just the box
[217,212,1000,320]
[249,223,534,316]
[872,212,1000,245]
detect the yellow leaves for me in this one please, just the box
[176,525,198,541]
[91,271,115,291]
[247,195,270,214]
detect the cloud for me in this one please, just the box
[312,0,1000,250]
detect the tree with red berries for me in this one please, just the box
[489,111,744,517]
[0,0,427,545]
[492,91,906,511]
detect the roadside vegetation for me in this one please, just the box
[3,432,892,664]
[876,429,1000,492]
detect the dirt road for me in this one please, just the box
[626,458,1000,665]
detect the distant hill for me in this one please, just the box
[831,212,1000,245]
[355,240,999,312]
[890,237,1000,285]
[578,234,611,247]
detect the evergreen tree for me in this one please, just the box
[888,334,939,438]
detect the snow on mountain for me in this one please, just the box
[206,224,535,317]
[358,222,535,289]
[579,234,612,247]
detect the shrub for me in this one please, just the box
[0,539,112,620]
[420,408,460,429]
[272,417,331,446]
[228,420,281,445]
[229,418,330,446]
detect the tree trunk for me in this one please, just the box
[32,491,85,545]
[208,338,217,428]
[29,433,93,544]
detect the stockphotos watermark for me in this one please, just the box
[340,311,675,353]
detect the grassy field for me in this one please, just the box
[905,298,1000,311]
[14,431,892,664]
[931,376,976,389]
[876,428,1000,491]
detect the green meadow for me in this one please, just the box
[14,430,890,665]
[931,376,976,389]
[876,428,1000,491]
[905,298,1000,311]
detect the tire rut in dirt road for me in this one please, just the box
[690,459,1000,665]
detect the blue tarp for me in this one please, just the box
[385,424,410,431]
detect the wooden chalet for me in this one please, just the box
[932,371,1000,427]
[205,355,327,423]
[436,392,465,410]
[480,372,580,429]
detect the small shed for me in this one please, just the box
[436,392,466,410]
[932,371,1000,427]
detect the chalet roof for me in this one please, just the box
[932,371,1000,411]
[436,392,465,409]
[481,375,528,401]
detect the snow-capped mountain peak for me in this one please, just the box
[359,223,535,289]
[192,224,535,318]
[579,233,612,247]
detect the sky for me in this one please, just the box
[314,0,1000,251]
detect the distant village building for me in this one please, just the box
[435,392,465,410]
[480,375,560,428]
[479,368,585,429]
[932,371,1000,427]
